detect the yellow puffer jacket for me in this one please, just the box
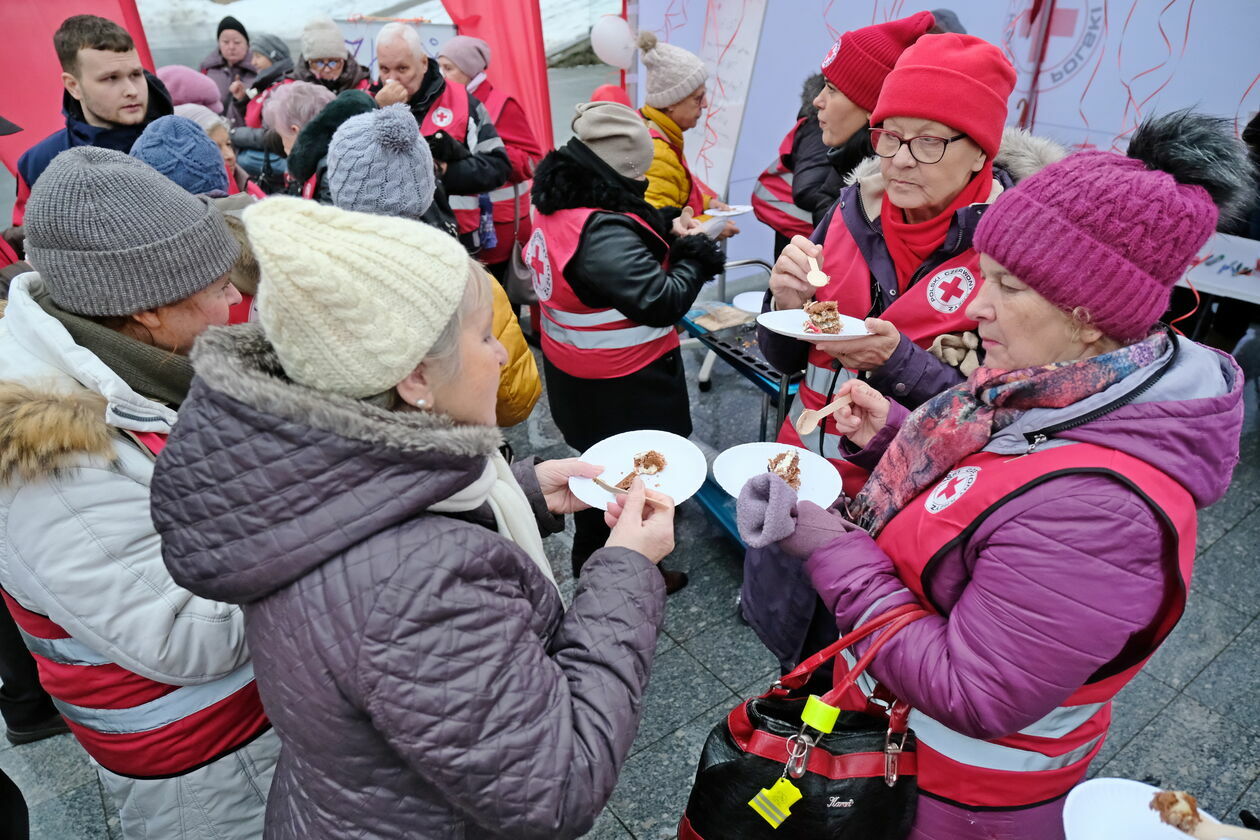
[641,106,714,213]
[490,277,541,427]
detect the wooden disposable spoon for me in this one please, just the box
[794,394,852,436]
[806,255,829,288]
[592,476,668,509]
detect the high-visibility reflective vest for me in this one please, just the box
[778,194,985,497]
[526,207,679,379]
[0,428,268,779]
[751,119,815,240]
[873,442,1195,809]
[477,87,533,227]
[420,82,483,236]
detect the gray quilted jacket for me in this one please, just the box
[150,325,667,839]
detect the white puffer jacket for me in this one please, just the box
[0,272,278,839]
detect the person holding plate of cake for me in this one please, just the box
[527,101,726,593]
[738,110,1251,839]
[758,32,1066,497]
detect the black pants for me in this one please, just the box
[0,767,28,840]
[544,348,692,574]
[0,603,56,731]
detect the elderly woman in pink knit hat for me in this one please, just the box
[737,110,1254,838]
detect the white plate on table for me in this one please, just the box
[1063,778,1220,840]
[712,443,842,508]
[704,204,752,218]
[756,308,872,342]
[569,430,707,509]
[732,290,766,313]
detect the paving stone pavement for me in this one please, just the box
[7,322,1258,837]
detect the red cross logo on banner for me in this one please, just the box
[925,466,980,514]
[926,267,977,314]
[525,229,552,301]
[432,106,453,128]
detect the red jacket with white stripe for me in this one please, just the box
[469,77,545,265]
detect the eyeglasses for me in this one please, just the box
[869,128,967,164]
[309,58,344,70]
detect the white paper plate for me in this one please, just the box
[756,308,871,342]
[1063,779,1219,840]
[732,290,766,313]
[704,204,753,217]
[712,443,842,508]
[569,430,707,509]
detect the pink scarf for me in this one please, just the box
[850,330,1170,536]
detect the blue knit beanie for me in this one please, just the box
[130,115,229,196]
[327,105,436,221]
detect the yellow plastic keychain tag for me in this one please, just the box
[749,777,802,829]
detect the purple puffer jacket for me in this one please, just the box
[804,336,1243,839]
[150,326,667,840]
[198,49,259,127]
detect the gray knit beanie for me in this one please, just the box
[23,147,239,317]
[328,104,436,220]
[571,101,654,179]
[637,31,708,109]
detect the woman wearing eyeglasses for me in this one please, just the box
[636,33,739,239]
[746,33,1064,673]
[294,19,371,95]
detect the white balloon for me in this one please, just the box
[590,15,636,70]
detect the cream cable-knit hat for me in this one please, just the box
[637,31,708,109]
[244,197,470,398]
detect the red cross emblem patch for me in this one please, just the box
[821,40,841,68]
[431,106,454,128]
[924,466,980,514]
[525,229,552,301]
[926,267,977,314]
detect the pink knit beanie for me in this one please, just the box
[974,150,1218,340]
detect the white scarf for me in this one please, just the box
[429,453,558,595]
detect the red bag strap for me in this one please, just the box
[821,610,927,711]
[778,602,924,690]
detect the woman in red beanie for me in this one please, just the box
[739,110,1253,838]
[752,11,935,256]
[761,34,1069,493]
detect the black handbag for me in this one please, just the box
[679,603,927,840]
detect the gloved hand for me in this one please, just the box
[737,473,860,558]
[737,473,799,548]
[426,130,470,164]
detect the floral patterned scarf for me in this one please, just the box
[850,330,1171,536]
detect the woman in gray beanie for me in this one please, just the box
[529,101,726,591]
[0,146,279,839]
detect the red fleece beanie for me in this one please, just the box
[870,33,1016,158]
[820,11,935,114]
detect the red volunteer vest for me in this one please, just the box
[874,442,1196,809]
[751,119,815,240]
[475,86,535,263]
[779,201,985,497]
[421,82,478,235]
[644,115,707,216]
[0,431,269,778]
[527,207,680,379]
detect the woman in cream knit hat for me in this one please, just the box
[637,32,738,237]
[151,197,678,838]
